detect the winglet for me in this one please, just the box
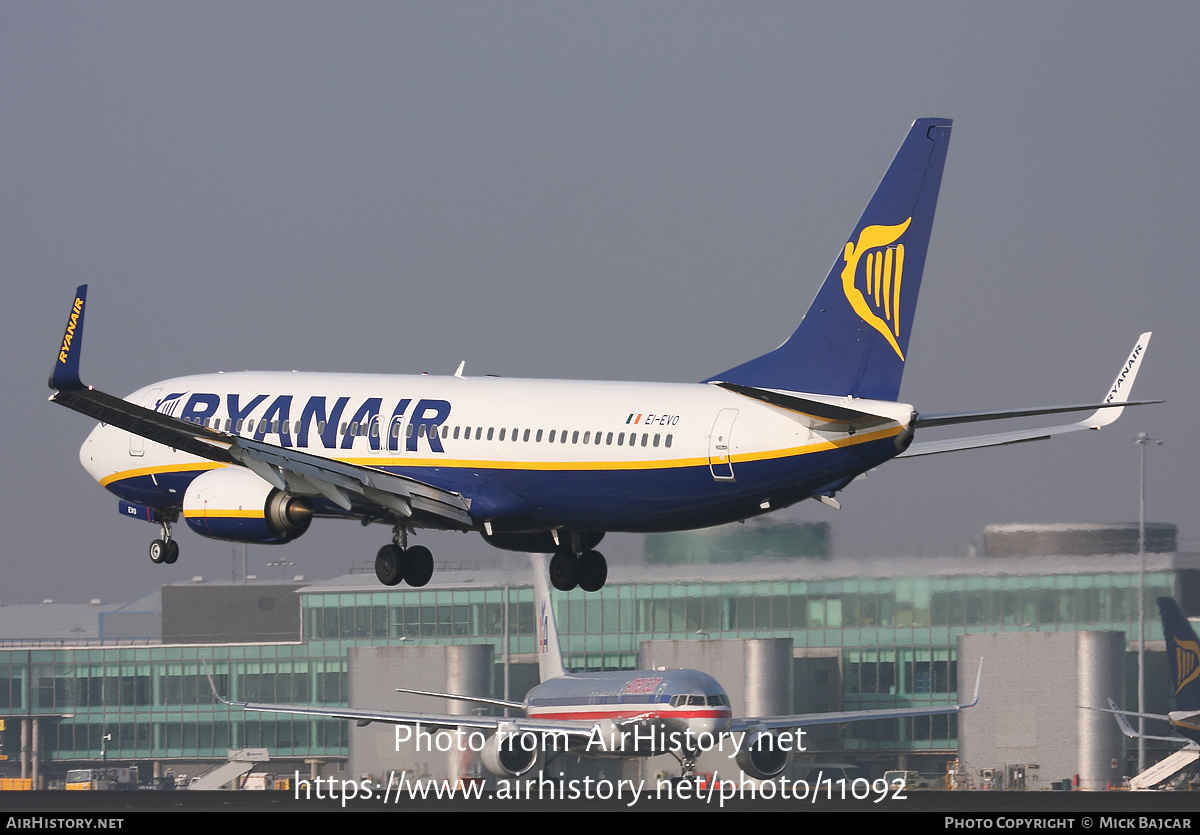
[1107,698,1139,738]
[200,656,241,707]
[49,285,88,391]
[1082,332,1152,428]
[960,659,983,709]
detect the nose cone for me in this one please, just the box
[79,423,112,485]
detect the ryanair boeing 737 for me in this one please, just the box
[48,118,1157,592]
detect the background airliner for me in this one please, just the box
[207,555,981,781]
[1097,598,1200,746]
[48,118,1157,591]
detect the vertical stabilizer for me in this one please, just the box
[531,555,566,682]
[708,119,951,401]
[1160,597,1200,713]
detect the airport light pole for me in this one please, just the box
[1135,431,1162,773]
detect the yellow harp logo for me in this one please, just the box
[1174,636,1200,695]
[840,218,912,361]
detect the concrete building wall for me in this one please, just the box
[958,631,1124,790]
[347,644,492,782]
[161,583,302,643]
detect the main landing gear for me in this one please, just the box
[548,548,607,592]
[375,526,434,588]
[149,519,179,564]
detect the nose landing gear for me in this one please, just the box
[149,519,179,564]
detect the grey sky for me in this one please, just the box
[2,2,1196,604]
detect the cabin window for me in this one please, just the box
[641,433,648,447]
[665,434,672,448]
[406,424,414,438]
[487,427,494,440]
[606,432,613,445]
[583,431,590,444]
[453,426,461,439]
[317,421,326,434]
[499,428,506,441]
[561,430,568,444]
[653,434,660,447]
[442,425,449,438]
[476,427,483,440]
[512,427,518,441]
[548,430,556,443]
[535,429,543,442]
[523,428,530,442]
[617,432,624,445]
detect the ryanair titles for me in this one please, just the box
[158,391,453,453]
[58,296,83,364]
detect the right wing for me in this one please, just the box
[48,285,472,529]
[1081,698,1187,743]
[731,659,982,733]
[201,658,592,741]
[900,333,1157,457]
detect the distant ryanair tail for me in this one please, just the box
[1160,597,1200,716]
[709,118,952,401]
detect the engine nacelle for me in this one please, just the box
[480,729,543,778]
[735,726,790,781]
[183,467,312,544]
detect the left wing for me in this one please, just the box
[730,659,982,733]
[900,333,1157,457]
[48,285,472,529]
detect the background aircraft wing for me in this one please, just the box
[900,333,1154,458]
[731,658,982,732]
[48,285,473,529]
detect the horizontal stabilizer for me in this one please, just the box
[714,382,896,431]
[901,333,1156,458]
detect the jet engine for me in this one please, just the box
[182,467,312,544]
[480,729,543,777]
[735,726,790,781]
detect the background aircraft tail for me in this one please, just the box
[1160,597,1200,712]
[708,118,952,401]
[531,555,566,681]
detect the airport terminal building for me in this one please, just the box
[0,522,1192,788]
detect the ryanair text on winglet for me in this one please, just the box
[59,296,83,364]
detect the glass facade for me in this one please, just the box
[0,565,1181,765]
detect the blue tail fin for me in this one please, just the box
[707,119,952,401]
[1159,597,1200,712]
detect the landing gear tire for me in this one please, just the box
[149,540,167,564]
[375,544,407,587]
[164,539,180,564]
[549,550,579,591]
[577,550,607,592]
[405,545,434,588]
